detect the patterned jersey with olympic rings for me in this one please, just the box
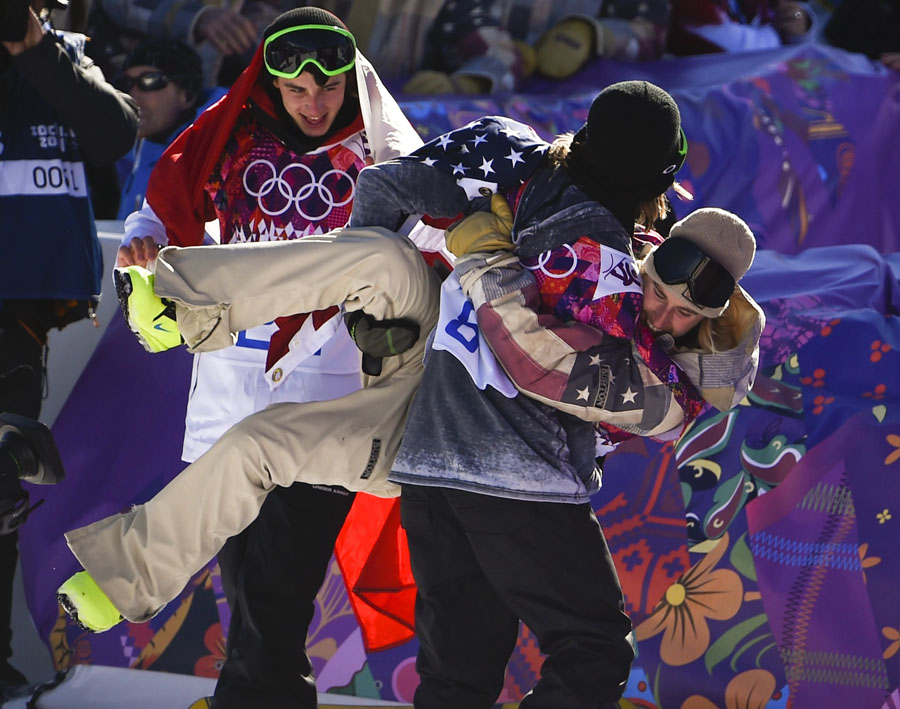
[206,112,369,245]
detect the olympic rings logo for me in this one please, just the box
[524,244,578,279]
[243,159,355,220]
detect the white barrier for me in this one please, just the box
[41,221,126,428]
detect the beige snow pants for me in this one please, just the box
[65,227,440,622]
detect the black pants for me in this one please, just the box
[213,481,356,708]
[0,305,45,686]
[400,484,633,709]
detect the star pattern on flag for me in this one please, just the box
[506,149,524,166]
[408,117,549,196]
[621,387,638,404]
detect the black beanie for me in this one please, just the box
[263,6,350,41]
[123,38,203,96]
[568,81,683,216]
[257,7,359,154]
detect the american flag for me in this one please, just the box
[405,116,550,202]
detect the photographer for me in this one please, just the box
[0,0,137,693]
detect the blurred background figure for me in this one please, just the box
[823,0,900,71]
[399,0,672,96]
[667,0,819,55]
[115,38,227,220]
[76,0,673,99]
[531,0,672,77]
[392,0,529,94]
[81,0,289,88]
[0,0,138,696]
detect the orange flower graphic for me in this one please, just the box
[194,622,226,678]
[681,668,776,709]
[885,434,900,465]
[635,533,743,666]
[858,542,882,583]
[883,624,900,660]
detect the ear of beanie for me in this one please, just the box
[668,207,756,282]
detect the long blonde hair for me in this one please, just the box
[696,287,758,353]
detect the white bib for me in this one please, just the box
[432,272,517,398]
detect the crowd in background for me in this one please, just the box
[38,0,894,221]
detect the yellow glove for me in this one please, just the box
[445,193,515,258]
[535,18,595,79]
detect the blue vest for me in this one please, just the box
[0,32,102,301]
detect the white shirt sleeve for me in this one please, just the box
[121,199,169,251]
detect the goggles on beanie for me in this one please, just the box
[264,24,356,79]
[117,71,189,93]
[652,237,734,310]
[661,127,688,176]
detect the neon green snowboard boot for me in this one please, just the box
[114,265,183,353]
[57,570,123,632]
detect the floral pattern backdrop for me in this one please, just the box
[20,42,900,707]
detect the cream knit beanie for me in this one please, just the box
[644,207,756,318]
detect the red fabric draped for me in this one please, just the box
[334,495,416,652]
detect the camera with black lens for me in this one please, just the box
[0,412,66,535]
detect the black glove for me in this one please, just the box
[344,310,420,376]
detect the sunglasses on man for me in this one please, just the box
[652,237,735,309]
[117,71,187,93]
[264,23,356,79]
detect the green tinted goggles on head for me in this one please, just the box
[264,24,357,79]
